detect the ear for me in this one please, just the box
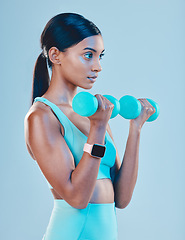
[48,47,61,65]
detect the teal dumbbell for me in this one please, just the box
[119,95,160,122]
[72,92,120,119]
[72,92,160,122]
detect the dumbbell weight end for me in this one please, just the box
[72,92,98,117]
[119,95,142,119]
[146,99,160,122]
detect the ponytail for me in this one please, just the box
[31,53,50,106]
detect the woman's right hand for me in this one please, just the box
[88,94,114,126]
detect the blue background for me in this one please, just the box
[1,0,185,239]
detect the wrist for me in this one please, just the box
[90,121,107,131]
[88,122,107,145]
[129,120,141,134]
[83,143,106,158]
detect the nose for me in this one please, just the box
[91,59,102,72]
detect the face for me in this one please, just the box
[57,35,105,89]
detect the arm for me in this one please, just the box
[70,121,107,208]
[25,110,107,209]
[109,99,156,209]
[111,123,140,209]
[24,95,113,210]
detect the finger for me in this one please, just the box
[137,99,145,107]
[138,98,156,114]
[138,98,153,109]
[138,98,150,107]
[95,94,105,110]
[145,99,156,113]
[101,95,114,109]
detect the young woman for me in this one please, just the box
[24,13,155,240]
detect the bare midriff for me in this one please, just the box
[51,178,115,203]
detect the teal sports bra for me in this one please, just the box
[34,97,116,188]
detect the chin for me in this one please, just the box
[80,85,93,90]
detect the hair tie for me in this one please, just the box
[42,46,48,58]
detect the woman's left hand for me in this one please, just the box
[130,98,156,131]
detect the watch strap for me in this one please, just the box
[83,143,93,153]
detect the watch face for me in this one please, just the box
[91,144,106,158]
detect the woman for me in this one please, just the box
[24,13,155,240]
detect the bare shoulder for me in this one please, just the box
[25,102,56,136]
[25,101,54,122]
[25,101,62,131]
[24,102,61,159]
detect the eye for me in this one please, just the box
[99,53,105,60]
[84,52,93,60]
[84,52,105,60]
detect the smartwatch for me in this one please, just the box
[83,143,106,158]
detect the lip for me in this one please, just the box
[87,76,97,83]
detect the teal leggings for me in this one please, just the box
[42,199,118,240]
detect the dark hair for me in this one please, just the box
[31,13,101,105]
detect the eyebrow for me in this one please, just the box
[83,47,105,53]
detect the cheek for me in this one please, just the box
[72,57,89,75]
[61,56,89,80]
[79,56,87,65]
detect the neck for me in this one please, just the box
[43,67,77,107]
